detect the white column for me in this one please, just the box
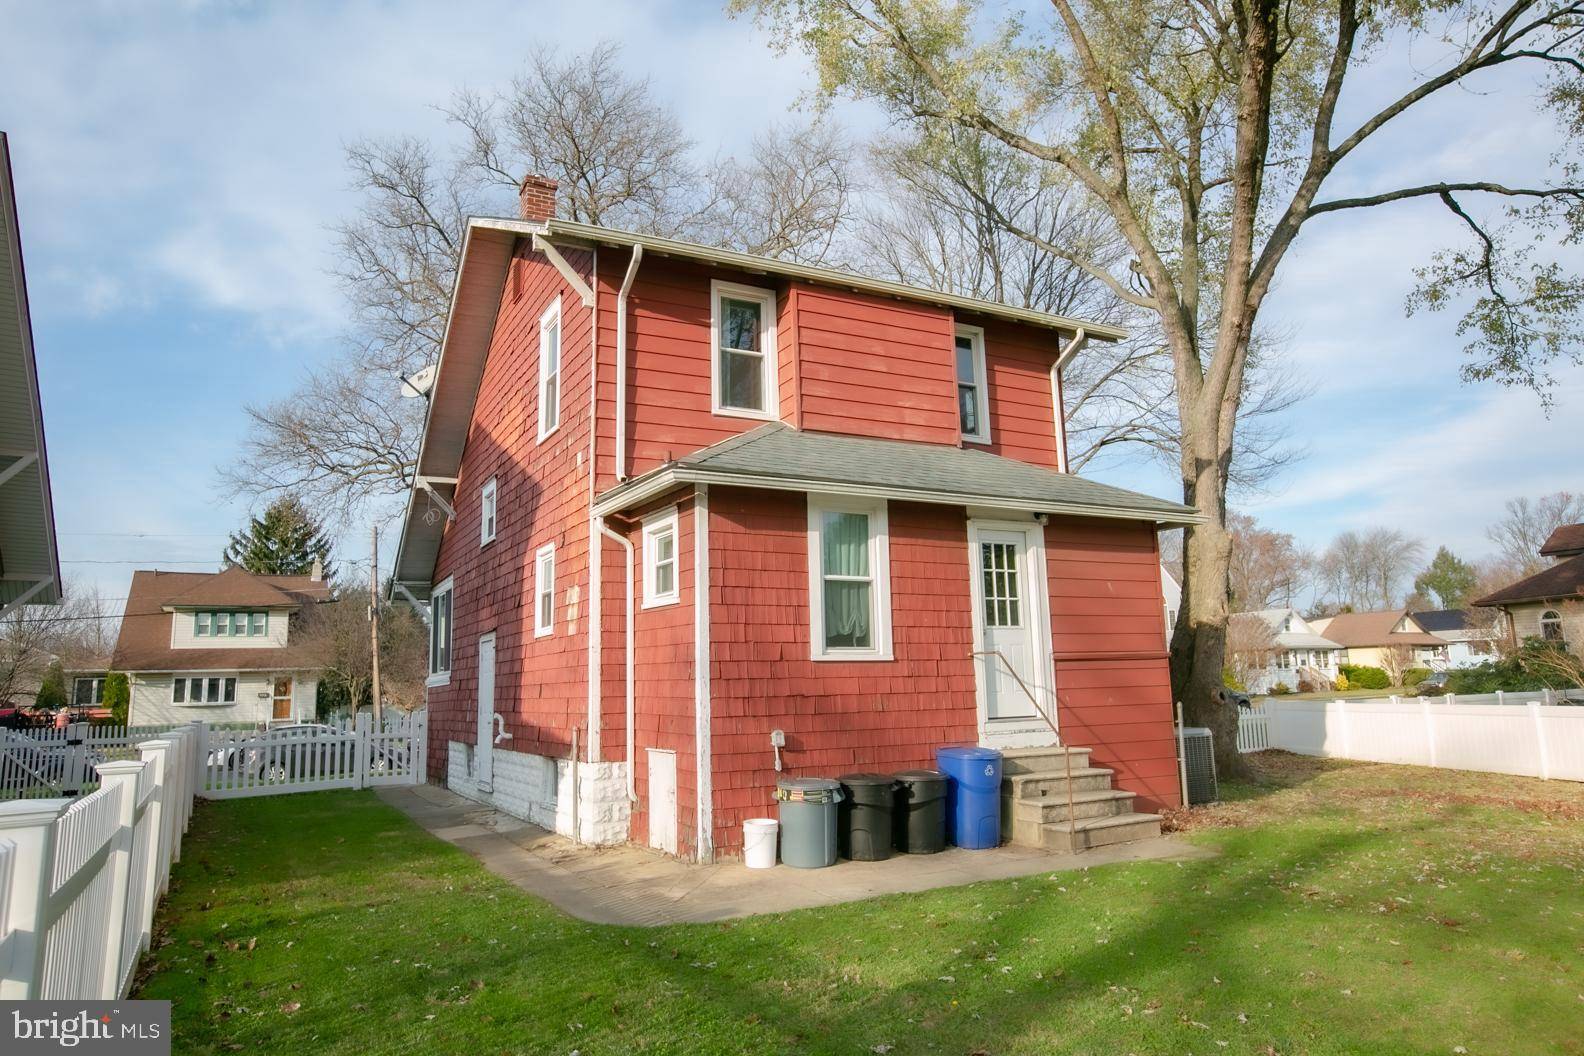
[0,797,69,999]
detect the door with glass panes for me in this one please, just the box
[969,521,1057,746]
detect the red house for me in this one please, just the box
[391,176,1200,862]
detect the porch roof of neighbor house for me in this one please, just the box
[1473,554,1584,608]
[591,423,1202,525]
[1539,523,1584,558]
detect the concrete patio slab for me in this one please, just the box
[378,783,1215,926]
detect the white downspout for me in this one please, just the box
[1050,327,1087,473]
[599,518,637,801]
[615,245,644,482]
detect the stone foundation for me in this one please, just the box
[446,740,629,845]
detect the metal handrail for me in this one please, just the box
[971,650,1079,854]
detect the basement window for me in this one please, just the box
[642,507,680,608]
[535,544,556,637]
[710,280,778,419]
[807,495,893,661]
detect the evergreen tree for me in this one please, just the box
[224,496,335,579]
[35,660,67,711]
[1413,547,1480,610]
[103,673,130,725]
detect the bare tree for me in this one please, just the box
[1516,603,1584,687]
[294,589,428,716]
[740,0,1584,776]
[1486,491,1584,576]
[1225,612,1277,691]
[696,120,857,263]
[1227,512,1310,611]
[0,585,119,706]
[1316,529,1425,612]
[1377,643,1418,688]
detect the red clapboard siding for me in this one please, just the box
[707,487,978,856]
[792,285,960,444]
[969,316,1067,469]
[1044,515,1180,811]
[427,245,596,774]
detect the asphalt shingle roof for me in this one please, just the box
[1473,554,1584,607]
[111,569,331,673]
[597,424,1200,524]
[1540,524,1584,558]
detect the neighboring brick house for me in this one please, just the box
[111,566,331,726]
[391,177,1200,861]
[1474,524,1584,652]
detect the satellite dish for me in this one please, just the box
[400,363,438,399]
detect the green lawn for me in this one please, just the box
[138,757,1584,1056]
[1255,686,1402,702]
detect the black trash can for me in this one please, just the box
[892,769,948,854]
[838,773,898,861]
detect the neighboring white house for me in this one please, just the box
[1231,608,1343,694]
[1161,564,1181,646]
[110,565,331,726]
[1412,609,1499,668]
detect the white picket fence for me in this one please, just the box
[1237,694,1584,781]
[1,724,188,800]
[0,725,199,999]
[0,712,426,999]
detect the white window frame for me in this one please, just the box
[1540,609,1564,642]
[641,507,681,609]
[428,576,454,687]
[534,544,556,638]
[807,494,893,662]
[480,477,498,546]
[709,280,779,420]
[73,676,106,707]
[538,296,562,442]
[170,674,238,706]
[954,323,991,444]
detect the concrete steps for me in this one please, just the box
[999,745,1162,852]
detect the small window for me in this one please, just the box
[538,297,562,441]
[807,496,893,661]
[73,677,104,707]
[249,612,267,636]
[535,545,556,637]
[172,678,186,704]
[481,477,498,545]
[428,579,453,685]
[642,508,680,608]
[223,677,237,703]
[1540,610,1564,642]
[711,281,778,418]
[954,325,990,443]
[194,611,211,637]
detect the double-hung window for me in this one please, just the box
[710,281,778,418]
[954,325,990,443]
[534,545,556,637]
[480,477,498,546]
[172,676,237,704]
[428,578,453,685]
[538,297,562,441]
[642,508,680,608]
[807,496,893,661]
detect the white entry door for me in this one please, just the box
[969,521,1057,748]
[476,632,496,793]
[647,749,678,855]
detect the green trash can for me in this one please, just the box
[838,773,899,861]
[776,778,844,868]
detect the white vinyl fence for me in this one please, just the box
[0,726,199,999]
[1237,692,1584,781]
[0,711,426,999]
[1,724,189,800]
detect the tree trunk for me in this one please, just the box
[1169,423,1251,781]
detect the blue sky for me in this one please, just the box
[3,1,1579,613]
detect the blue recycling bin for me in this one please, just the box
[936,746,1003,849]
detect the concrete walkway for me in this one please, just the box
[379,783,1214,927]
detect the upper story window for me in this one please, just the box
[194,611,269,637]
[480,477,498,546]
[1540,609,1564,642]
[428,577,453,686]
[711,280,778,419]
[538,297,562,441]
[642,507,680,608]
[73,676,105,707]
[954,325,990,443]
[807,495,893,661]
[534,545,556,637]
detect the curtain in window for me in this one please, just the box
[822,512,872,648]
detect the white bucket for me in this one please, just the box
[743,818,779,869]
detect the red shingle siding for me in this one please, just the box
[1044,517,1181,812]
[792,284,960,444]
[427,245,595,774]
[707,487,978,856]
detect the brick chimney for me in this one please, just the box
[518,174,559,222]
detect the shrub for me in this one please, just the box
[35,661,67,711]
[1401,667,1432,688]
[1333,672,1351,692]
[103,673,130,725]
[1222,666,1246,692]
[1270,682,1292,695]
[1338,664,1390,690]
